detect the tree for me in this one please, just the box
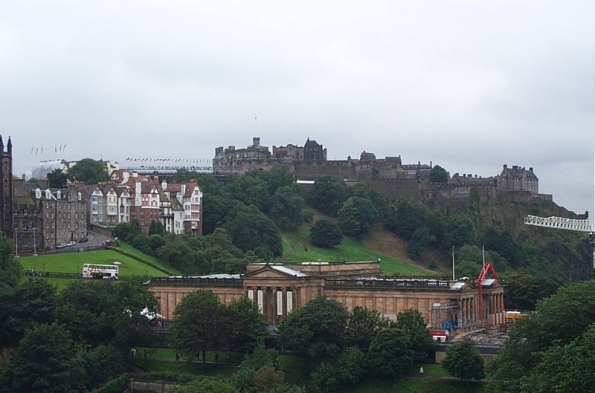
[112,220,142,242]
[428,165,449,183]
[66,158,109,184]
[383,199,427,240]
[343,306,387,351]
[277,296,349,362]
[444,214,475,248]
[310,220,342,248]
[224,297,266,354]
[0,236,20,289]
[487,280,595,393]
[442,340,485,381]
[393,309,435,358]
[367,327,414,378]
[224,205,282,260]
[306,177,346,217]
[169,290,226,363]
[132,234,152,256]
[47,169,68,188]
[148,220,164,236]
[55,278,158,351]
[270,185,305,230]
[0,323,85,393]
[337,197,379,238]
[407,226,436,260]
[0,279,57,348]
[336,346,366,385]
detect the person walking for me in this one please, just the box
[419,366,424,378]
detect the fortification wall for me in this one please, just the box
[293,161,358,180]
[366,179,422,202]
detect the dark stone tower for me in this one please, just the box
[0,136,14,236]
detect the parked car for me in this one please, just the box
[56,243,69,249]
[67,241,76,246]
[79,237,89,243]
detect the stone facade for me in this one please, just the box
[149,263,505,336]
[0,136,13,237]
[211,137,552,210]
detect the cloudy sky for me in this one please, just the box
[1,1,594,214]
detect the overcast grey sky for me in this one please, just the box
[1,1,594,214]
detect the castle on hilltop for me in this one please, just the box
[213,137,554,208]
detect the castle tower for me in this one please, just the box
[0,136,14,236]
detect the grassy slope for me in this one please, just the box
[18,249,171,277]
[282,227,434,276]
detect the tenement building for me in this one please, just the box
[149,262,505,335]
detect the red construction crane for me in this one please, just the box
[477,262,499,321]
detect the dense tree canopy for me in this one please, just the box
[337,197,379,238]
[0,236,20,289]
[66,158,109,184]
[47,169,68,188]
[306,177,346,217]
[310,219,342,248]
[487,280,595,392]
[277,296,349,362]
[428,165,449,183]
[0,323,85,393]
[224,205,282,260]
[442,340,485,381]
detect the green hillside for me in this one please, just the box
[282,227,433,276]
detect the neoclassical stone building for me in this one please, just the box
[149,262,505,334]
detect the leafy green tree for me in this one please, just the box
[407,226,436,260]
[488,280,595,392]
[270,185,305,230]
[393,309,435,358]
[0,323,85,393]
[169,290,226,363]
[66,158,109,184]
[343,306,387,351]
[277,296,349,362]
[337,197,379,238]
[503,273,560,311]
[226,174,270,214]
[367,327,414,379]
[55,278,158,352]
[309,362,338,393]
[0,279,57,348]
[148,220,165,236]
[0,236,20,289]
[173,168,201,183]
[224,205,282,260]
[444,214,475,248]
[520,322,595,393]
[156,238,196,273]
[112,220,142,242]
[428,165,449,183]
[383,199,427,240]
[442,340,485,381]
[232,345,304,393]
[224,297,266,354]
[132,234,152,256]
[310,220,342,248]
[149,234,167,254]
[336,346,366,385]
[306,177,346,217]
[47,169,68,188]
[79,344,127,391]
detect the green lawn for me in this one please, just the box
[282,228,429,276]
[113,242,182,275]
[18,250,170,277]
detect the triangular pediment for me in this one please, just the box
[244,265,307,279]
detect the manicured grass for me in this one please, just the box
[282,228,429,276]
[18,250,170,277]
[113,242,182,276]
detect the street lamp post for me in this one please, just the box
[33,225,38,256]
[13,226,19,258]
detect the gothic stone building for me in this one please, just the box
[0,136,13,237]
[149,262,505,335]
